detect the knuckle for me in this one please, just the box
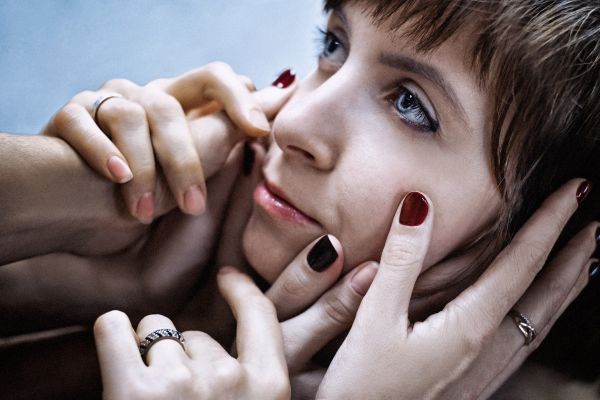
[54,103,85,128]
[261,375,291,400]
[382,237,422,268]
[93,310,128,337]
[157,154,200,175]
[204,61,234,78]
[320,292,355,328]
[507,239,549,275]
[163,365,194,391]
[142,92,183,117]
[102,78,137,92]
[248,294,278,317]
[280,269,313,299]
[213,359,243,388]
[104,101,147,127]
[70,90,95,103]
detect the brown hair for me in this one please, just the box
[325,0,599,282]
[324,0,600,380]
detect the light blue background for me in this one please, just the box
[0,0,324,134]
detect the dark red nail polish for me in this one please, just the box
[272,69,296,89]
[399,192,429,226]
[576,180,592,204]
[242,142,255,176]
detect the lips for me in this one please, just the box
[253,180,319,226]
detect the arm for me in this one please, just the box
[0,133,144,265]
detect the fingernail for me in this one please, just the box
[219,266,238,275]
[184,185,206,215]
[399,192,429,226]
[576,180,592,204]
[250,108,270,132]
[272,68,296,89]
[243,142,255,176]
[107,156,133,183]
[589,262,599,280]
[351,263,378,296]
[136,192,154,223]
[593,226,600,260]
[307,235,338,272]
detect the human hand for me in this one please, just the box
[43,63,296,222]
[94,267,290,400]
[316,180,597,399]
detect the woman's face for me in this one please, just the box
[243,4,502,282]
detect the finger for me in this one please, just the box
[452,179,587,331]
[94,310,145,384]
[140,144,247,299]
[440,222,598,399]
[217,267,287,374]
[91,96,158,223]
[136,314,187,366]
[215,143,266,269]
[164,62,273,137]
[184,331,230,363]
[44,102,133,184]
[266,235,344,319]
[131,90,206,216]
[281,262,378,373]
[291,368,326,400]
[360,192,433,322]
[185,82,296,182]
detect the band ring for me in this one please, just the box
[91,93,123,124]
[139,328,186,360]
[509,309,536,346]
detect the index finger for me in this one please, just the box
[217,267,288,374]
[164,62,277,138]
[94,311,145,382]
[451,179,589,331]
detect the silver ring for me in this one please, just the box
[509,309,536,346]
[139,328,186,360]
[91,93,123,124]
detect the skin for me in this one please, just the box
[243,4,502,283]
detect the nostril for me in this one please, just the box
[288,145,316,161]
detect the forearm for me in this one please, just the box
[0,133,141,264]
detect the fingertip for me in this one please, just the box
[350,262,379,296]
[248,108,271,135]
[183,184,206,215]
[398,191,431,227]
[107,155,133,183]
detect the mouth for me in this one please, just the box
[253,180,320,226]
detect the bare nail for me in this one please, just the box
[350,263,378,296]
[250,109,270,133]
[184,185,205,215]
[136,192,154,223]
[107,156,133,183]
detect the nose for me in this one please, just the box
[272,71,354,171]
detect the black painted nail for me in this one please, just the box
[593,226,600,260]
[242,142,255,176]
[590,262,600,280]
[307,235,338,272]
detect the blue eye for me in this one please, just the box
[393,87,439,133]
[317,28,347,65]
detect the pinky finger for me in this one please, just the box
[45,103,133,183]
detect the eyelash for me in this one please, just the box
[316,27,439,134]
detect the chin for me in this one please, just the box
[241,214,300,284]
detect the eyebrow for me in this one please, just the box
[379,53,467,121]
